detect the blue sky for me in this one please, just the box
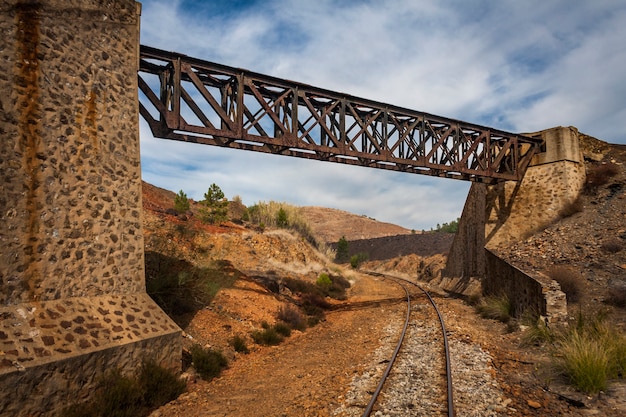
[138,0,626,231]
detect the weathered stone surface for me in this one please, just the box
[0,1,181,415]
[444,127,583,320]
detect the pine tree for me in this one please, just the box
[200,183,228,224]
[173,190,190,214]
[335,236,349,263]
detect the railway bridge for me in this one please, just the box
[0,1,580,415]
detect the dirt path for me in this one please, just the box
[151,273,405,417]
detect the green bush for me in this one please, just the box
[229,334,250,354]
[316,273,332,289]
[350,253,368,269]
[190,344,228,381]
[276,207,288,228]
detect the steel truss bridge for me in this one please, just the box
[138,45,545,183]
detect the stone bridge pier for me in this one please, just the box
[0,1,180,415]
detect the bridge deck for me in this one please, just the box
[138,45,544,183]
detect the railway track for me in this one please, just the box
[360,271,455,417]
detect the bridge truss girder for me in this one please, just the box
[138,45,544,183]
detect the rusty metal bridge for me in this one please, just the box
[138,45,544,183]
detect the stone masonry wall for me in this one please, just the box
[0,0,145,304]
[0,2,181,415]
[444,127,583,320]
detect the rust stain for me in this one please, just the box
[86,87,99,152]
[15,2,43,301]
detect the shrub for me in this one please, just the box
[547,266,583,303]
[277,305,306,331]
[300,292,330,320]
[229,334,250,354]
[276,207,288,228]
[316,273,332,289]
[551,312,626,394]
[63,361,185,417]
[325,274,351,300]
[476,294,513,323]
[247,201,317,247]
[190,344,228,381]
[138,360,187,408]
[585,162,619,193]
[350,252,368,269]
[173,190,190,214]
[606,285,626,308]
[251,326,284,346]
[274,322,292,337]
[556,330,610,393]
[521,315,554,346]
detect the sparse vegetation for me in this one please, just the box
[316,273,332,289]
[475,294,514,323]
[553,312,626,394]
[547,266,583,303]
[190,344,228,381]
[247,201,317,246]
[230,334,250,354]
[606,285,626,308]
[145,241,240,321]
[432,218,460,233]
[251,323,284,346]
[350,252,368,269]
[277,305,306,331]
[584,162,620,193]
[63,360,185,417]
[199,183,228,224]
[173,190,190,214]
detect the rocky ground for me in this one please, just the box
[141,139,626,416]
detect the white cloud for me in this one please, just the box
[138,0,626,231]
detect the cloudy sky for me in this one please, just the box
[138,0,626,232]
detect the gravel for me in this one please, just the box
[334,301,511,417]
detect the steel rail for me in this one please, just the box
[362,272,455,417]
[361,275,412,417]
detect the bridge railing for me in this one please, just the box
[138,45,544,183]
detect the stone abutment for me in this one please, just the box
[0,1,180,415]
